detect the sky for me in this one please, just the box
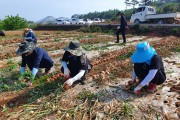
[0,0,127,22]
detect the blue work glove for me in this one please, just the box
[31,68,38,79]
[20,67,25,75]
[18,67,25,80]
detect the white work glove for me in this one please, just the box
[18,76,24,81]
[134,84,143,94]
[64,68,70,79]
[65,78,74,86]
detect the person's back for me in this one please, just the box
[120,15,127,29]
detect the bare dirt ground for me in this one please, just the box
[0,30,179,120]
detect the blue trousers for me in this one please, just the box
[116,28,126,43]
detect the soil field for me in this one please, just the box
[0,30,179,120]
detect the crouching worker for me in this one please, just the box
[129,42,166,94]
[16,41,54,80]
[23,28,37,44]
[61,40,92,89]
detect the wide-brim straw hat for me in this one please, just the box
[131,42,156,63]
[63,40,85,56]
[24,28,30,32]
[16,41,36,55]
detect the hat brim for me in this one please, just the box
[64,46,85,56]
[16,44,36,55]
[16,48,30,55]
[131,46,156,63]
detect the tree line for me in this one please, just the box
[0,0,179,30]
[74,0,180,21]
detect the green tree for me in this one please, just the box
[1,15,28,30]
[140,0,153,5]
[163,3,177,13]
[0,20,3,30]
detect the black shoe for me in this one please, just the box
[73,80,86,85]
[80,80,86,85]
[115,41,119,43]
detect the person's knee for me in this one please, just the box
[61,67,64,73]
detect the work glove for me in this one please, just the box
[134,84,143,94]
[20,67,25,74]
[125,80,136,90]
[18,76,24,81]
[31,68,38,79]
[64,68,70,79]
[64,78,74,86]
[26,81,33,87]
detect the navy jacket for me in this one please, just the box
[21,47,53,70]
[25,31,37,43]
[120,15,127,30]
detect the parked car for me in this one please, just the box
[76,19,86,24]
[83,19,94,25]
[93,18,101,23]
[69,18,79,24]
[55,20,70,25]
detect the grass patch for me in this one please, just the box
[77,90,97,101]
[54,38,62,42]
[28,79,64,103]
[171,46,180,52]
[119,49,133,60]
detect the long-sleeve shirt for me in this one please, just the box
[120,15,127,29]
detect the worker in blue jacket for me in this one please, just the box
[16,41,54,80]
[23,28,37,43]
[115,12,128,44]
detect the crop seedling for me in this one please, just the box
[77,90,97,101]
[119,50,133,60]
[119,101,134,118]
[2,105,8,112]
[1,59,17,72]
[54,38,62,42]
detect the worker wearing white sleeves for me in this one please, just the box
[129,42,166,94]
[61,40,92,89]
